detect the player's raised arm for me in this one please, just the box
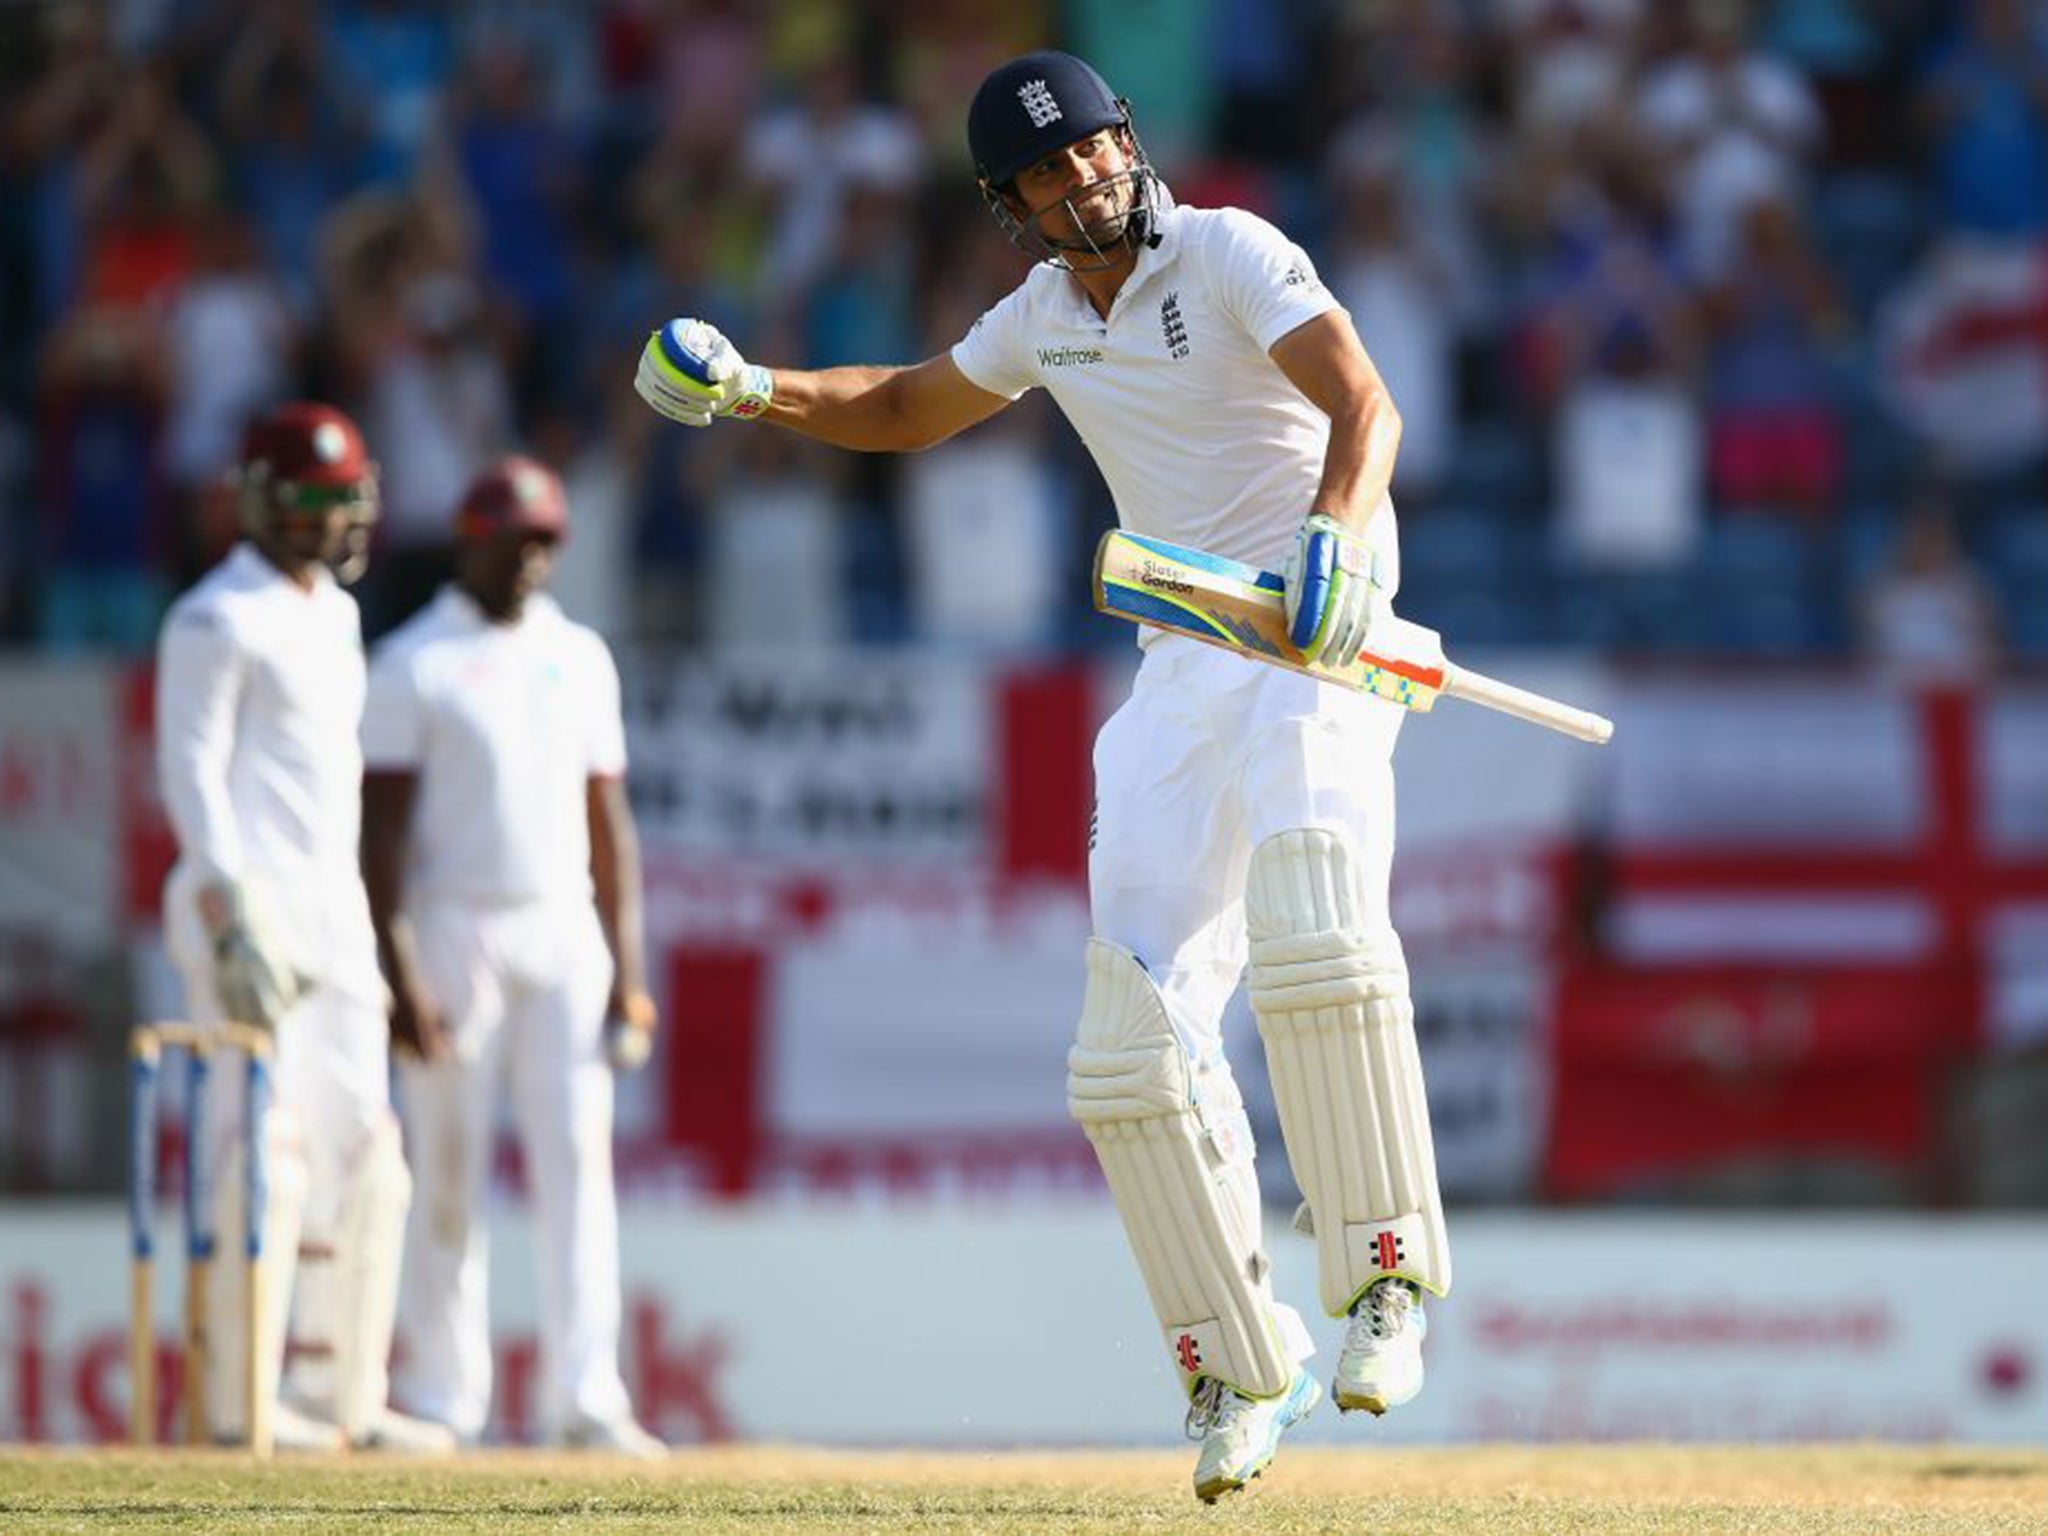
[634,319,1009,453]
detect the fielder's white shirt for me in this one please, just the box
[156,542,380,993]
[951,200,1400,580]
[362,587,627,908]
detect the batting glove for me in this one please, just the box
[635,319,774,427]
[1283,511,1387,666]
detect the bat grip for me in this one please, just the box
[1445,667,1614,745]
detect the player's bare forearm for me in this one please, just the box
[1312,396,1401,533]
[760,365,918,450]
[588,776,647,1002]
[362,773,420,978]
[1270,310,1402,532]
[361,768,445,1057]
[762,352,1008,454]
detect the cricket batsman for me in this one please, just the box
[155,401,455,1453]
[633,51,1447,1502]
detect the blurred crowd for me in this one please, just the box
[2,0,2047,672]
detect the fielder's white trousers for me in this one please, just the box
[1088,637,1405,1355]
[392,896,630,1440]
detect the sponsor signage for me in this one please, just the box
[5,1208,2041,1446]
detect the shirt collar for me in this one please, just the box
[438,583,557,632]
[229,540,332,596]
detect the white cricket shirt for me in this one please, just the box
[155,542,380,992]
[951,200,1400,581]
[362,587,627,908]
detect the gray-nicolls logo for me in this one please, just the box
[1018,80,1062,129]
[1160,291,1189,360]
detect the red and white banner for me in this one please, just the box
[10,654,2048,1205]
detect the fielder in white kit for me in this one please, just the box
[155,400,455,1454]
[361,455,663,1454]
[633,50,1448,1503]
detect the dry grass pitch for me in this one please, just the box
[3,1444,2045,1534]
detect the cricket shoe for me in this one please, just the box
[1187,1368,1321,1504]
[1334,1277,1427,1415]
[552,1413,669,1459]
[351,1404,459,1454]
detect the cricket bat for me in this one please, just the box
[1092,529,1615,745]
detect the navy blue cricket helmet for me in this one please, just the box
[966,51,1161,270]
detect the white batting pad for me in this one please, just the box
[1066,938,1299,1400]
[332,1114,412,1437]
[203,1109,307,1442]
[1247,829,1451,1312]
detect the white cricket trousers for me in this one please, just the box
[393,896,630,1441]
[1088,636,1406,1351]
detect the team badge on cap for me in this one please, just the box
[1018,79,1061,129]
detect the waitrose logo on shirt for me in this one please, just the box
[1037,345,1104,368]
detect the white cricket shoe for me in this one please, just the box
[1334,1277,1427,1415]
[554,1413,669,1459]
[1187,1369,1321,1504]
[351,1405,459,1454]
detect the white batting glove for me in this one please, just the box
[635,319,774,428]
[1282,511,1386,666]
[197,880,311,1032]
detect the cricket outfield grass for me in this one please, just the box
[3,1444,2045,1534]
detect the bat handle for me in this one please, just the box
[1445,666,1614,745]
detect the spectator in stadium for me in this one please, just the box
[162,209,300,518]
[1702,192,1848,518]
[323,0,456,187]
[447,36,586,416]
[898,275,1064,649]
[1494,0,1644,139]
[69,61,217,317]
[212,0,357,317]
[744,54,924,296]
[1856,490,2004,683]
[1633,0,1824,280]
[34,304,172,652]
[1324,139,1459,506]
[1535,137,1705,570]
[362,454,663,1456]
[323,186,515,635]
[10,0,128,324]
[1916,0,2048,242]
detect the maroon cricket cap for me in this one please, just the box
[240,401,374,487]
[455,455,568,544]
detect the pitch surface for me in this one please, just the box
[3,1444,2046,1533]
